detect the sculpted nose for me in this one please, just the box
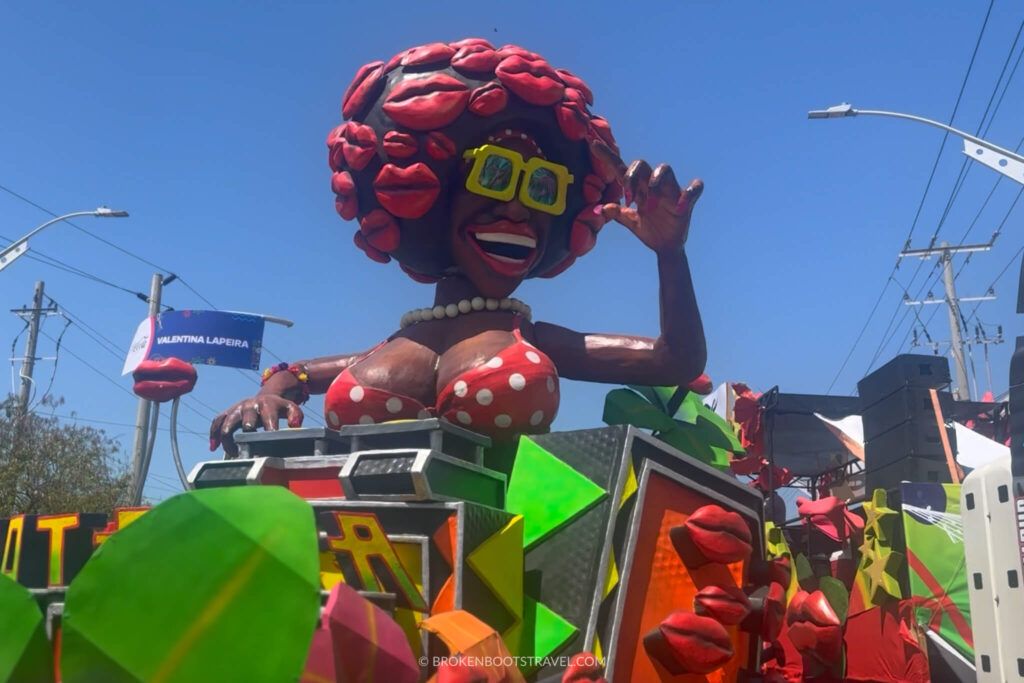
[499,197,530,222]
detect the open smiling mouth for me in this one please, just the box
[467,221,538,276]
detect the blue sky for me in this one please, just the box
[3,2,1024,501]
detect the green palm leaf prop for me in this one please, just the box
[603,384,743,471]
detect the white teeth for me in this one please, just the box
[490,254,527,263]
[473,232,537,249]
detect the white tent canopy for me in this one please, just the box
[814,413,1008,469]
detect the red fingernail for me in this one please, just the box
[209,438,218,451]
[592,205,604,215]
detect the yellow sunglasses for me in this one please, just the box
[462,144,575,216]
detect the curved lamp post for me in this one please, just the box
[0,207,130,272]
[808,103,1024,188]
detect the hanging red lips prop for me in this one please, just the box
[342,61,385,120]
[693,585,752,625]
[643,611,734,675]
[382,74,470,130]
[495,55,565,106]
[451,45,501,75]
[467,82,508,117]
[683,505,753,564]
[132,358,197,403]
[373,163,441,219]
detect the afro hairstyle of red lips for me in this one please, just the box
[327,39,623,283]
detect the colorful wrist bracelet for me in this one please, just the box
[260,362,311,405]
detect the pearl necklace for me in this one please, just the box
[400,297,532,329]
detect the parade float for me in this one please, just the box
[2,38,1020,682]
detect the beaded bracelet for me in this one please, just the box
[260,362,311,405]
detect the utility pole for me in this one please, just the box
[902,240,995,400]
[12,281,58,415]
[129,273,162,504]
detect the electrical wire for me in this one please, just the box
[30,316,71,411]
[826,1,995,392]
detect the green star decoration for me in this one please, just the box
[862,488,899,545]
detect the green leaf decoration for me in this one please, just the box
[604,384,744,473]
[794,553,818,592]
[0,572,54,683]
[61,486,321,683]
[603,388,678,433]
[818,575,849,625]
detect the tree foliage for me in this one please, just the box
[0,396,130,516]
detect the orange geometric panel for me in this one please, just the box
[614,471,750,682]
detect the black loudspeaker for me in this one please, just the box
[864,420,956,470]
[861,387,954,442]
[857,354,951,402]
[866,456,951,494]
[860,355,956,491]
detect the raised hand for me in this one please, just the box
[591,140,703,255]
[209,394,304,458]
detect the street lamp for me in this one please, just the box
[808,103,1024,187]
[0,207,130,272]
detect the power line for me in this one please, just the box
[826,2,994,392]
[0,182,174,273]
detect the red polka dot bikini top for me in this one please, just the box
[323,314,559,439]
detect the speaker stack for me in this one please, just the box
[859,354,957,493]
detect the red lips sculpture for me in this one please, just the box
[693,585,752,625]
[680,504,753,564]
[132,358,198,403]
[786,589,844,665]
[643,611,734,675]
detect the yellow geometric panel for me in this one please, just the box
[602,554,619,600]
[620,461,638,510]
[393,540,426,655]
[467,516,524,621]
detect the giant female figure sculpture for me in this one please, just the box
[210,39,706,456]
